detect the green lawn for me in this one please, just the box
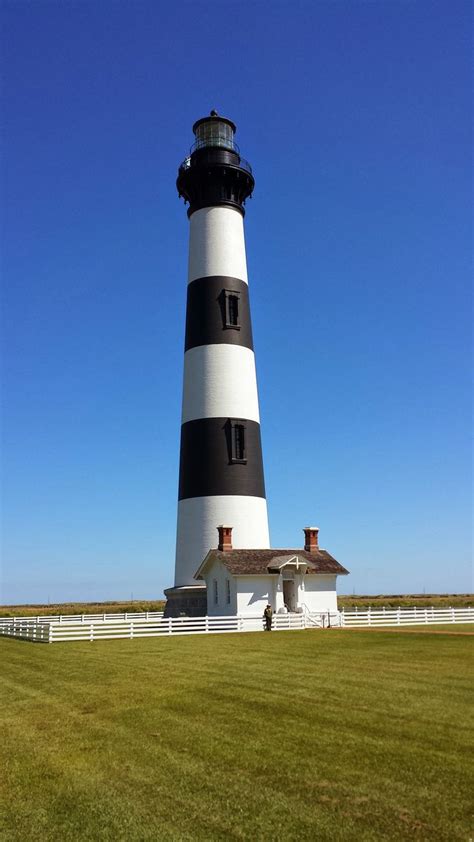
[339,623,474,634]
[1,628,472,841]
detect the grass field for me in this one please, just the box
[338,623,474,634]
[1,593,473,617]
[1,628,472,841]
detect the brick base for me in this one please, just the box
[163,585,207,618]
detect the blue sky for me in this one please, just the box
[1,0,471,603]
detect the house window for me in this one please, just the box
[223,290,241,329]
[213,579,218,605]
[226,579,231,605]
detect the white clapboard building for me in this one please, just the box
[195,526,349,617]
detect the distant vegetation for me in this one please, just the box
[338,594,474,609]
[0,594,472,617]
[0,600,166,618]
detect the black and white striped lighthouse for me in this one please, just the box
[164,112,270,616]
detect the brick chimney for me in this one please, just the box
[217,525,233,552]
[303,526,319,552]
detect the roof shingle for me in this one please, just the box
[195,549,349,578]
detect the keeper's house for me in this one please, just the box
[195,526,349,617]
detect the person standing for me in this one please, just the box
[263,604,273,631]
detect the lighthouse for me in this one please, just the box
[164,111,270,616]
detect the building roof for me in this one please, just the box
[195,549,349,579]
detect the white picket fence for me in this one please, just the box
[0,611,327,643]
[0,606,471,644]
[0,611,164,627]
[341,606,473,628]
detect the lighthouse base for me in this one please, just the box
[163,584,207,618]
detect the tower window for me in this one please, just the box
[231,420,246,463]
[222,289,241,330]
[228,295,239,326]
[213,579,218,605]
[226,418,248,464]
[234,424,245,460]
[226,579,231,605]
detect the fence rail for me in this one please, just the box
[0,611,318,643]
[0,611,164,627]
[0,607,471,643]
[341,606,473,627]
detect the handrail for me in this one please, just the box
[179,152,252,176]
[300,604,339,628]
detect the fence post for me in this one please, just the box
[90,623,94,642]
[48,625,53,644]
[424,608,428,624]
[397,607,400,625]
[168,618,172,635]
[205,616,209,633]
[451,607,455,623]
[130,622,134,639]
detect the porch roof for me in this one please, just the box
[195,549,349,579]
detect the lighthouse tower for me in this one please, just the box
[164,112,270,616]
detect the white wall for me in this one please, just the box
[202,568,339,617]
[181,344,260,423]
[175,496,270,587]
[236,575,274,616]
[203,559,237,617]
[188,207,248,282]
[299,575,338,614]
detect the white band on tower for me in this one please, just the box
[188,207,249,283]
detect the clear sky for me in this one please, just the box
[1,0,472,604]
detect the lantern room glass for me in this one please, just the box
[194,120,235,151]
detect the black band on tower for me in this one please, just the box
[178,418,266,500]
[185,276,254,352]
